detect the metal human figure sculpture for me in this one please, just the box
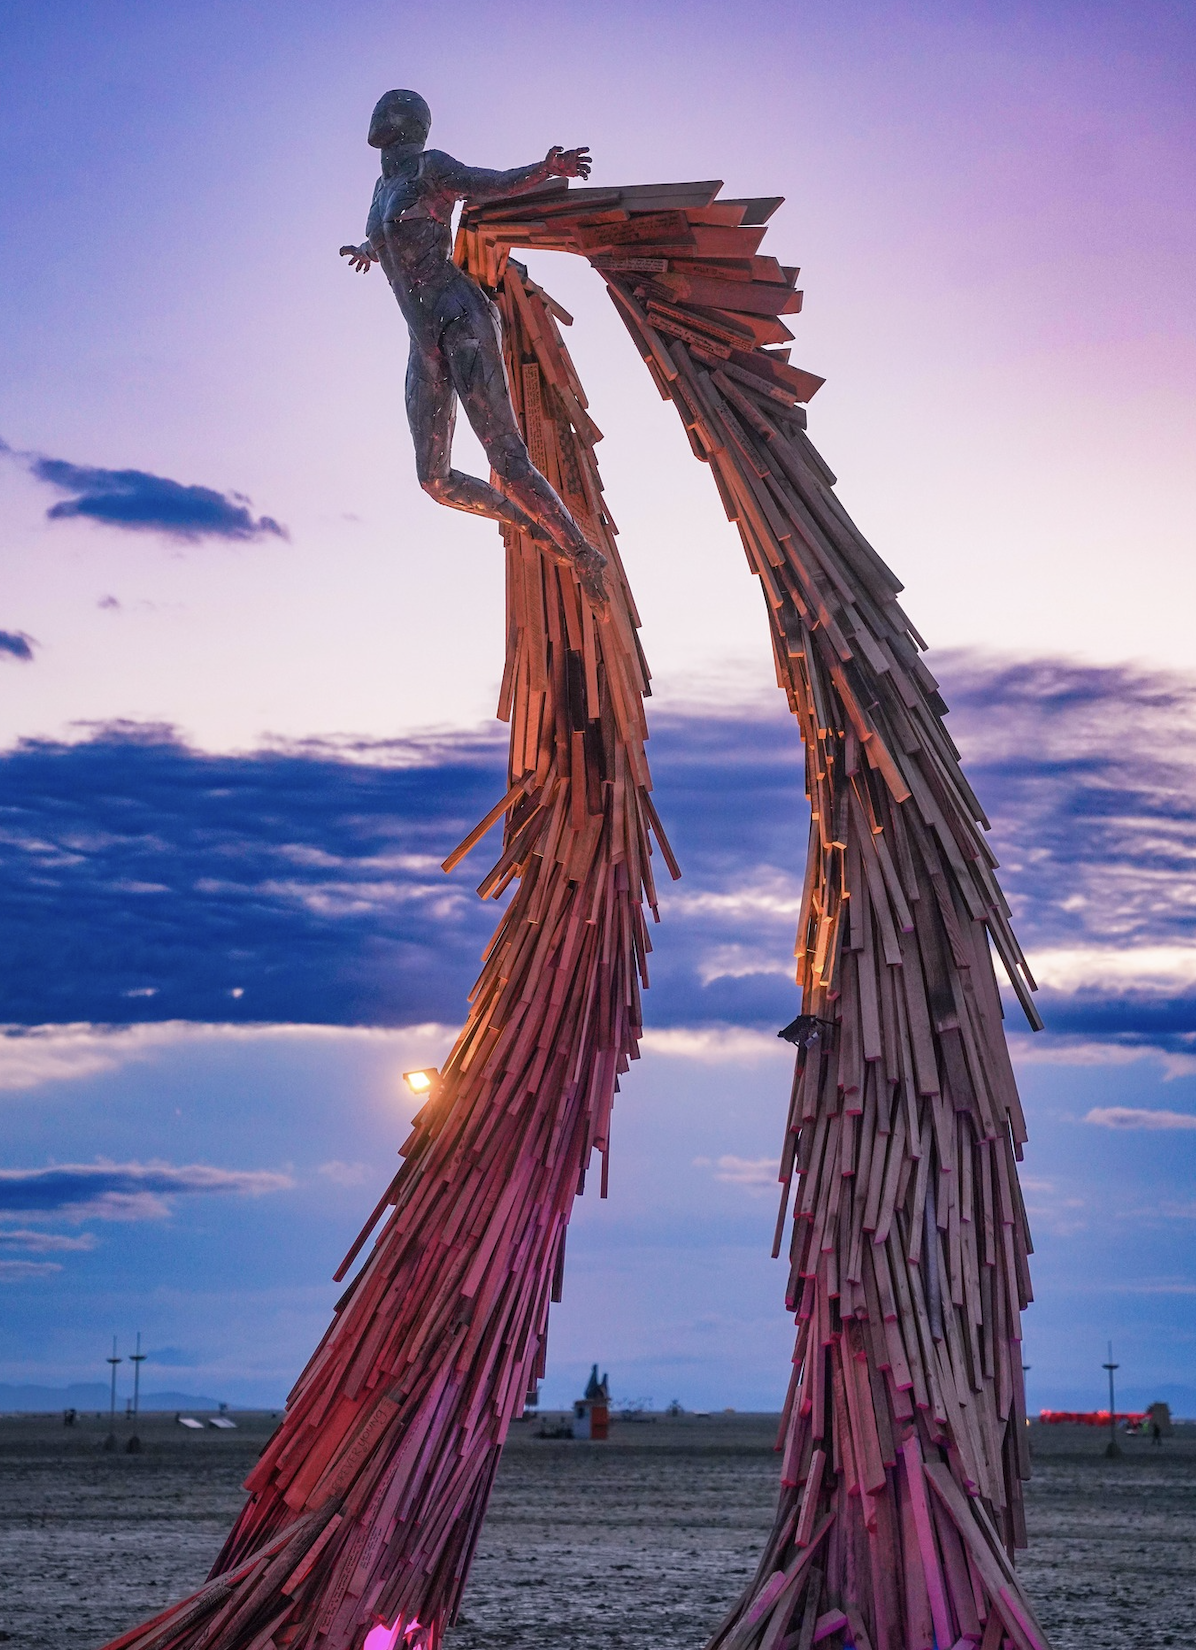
[341,89,609,613]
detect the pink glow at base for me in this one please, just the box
[361,1617,422,1650]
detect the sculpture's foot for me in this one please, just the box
[571,543,610,620]
[527,528,609,620]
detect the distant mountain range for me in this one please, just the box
[0,1381,224,1412]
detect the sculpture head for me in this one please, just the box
[368,90,432,150]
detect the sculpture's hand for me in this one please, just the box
[339,243,375,273]
[545,146,592,181]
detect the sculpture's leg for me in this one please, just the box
[431,288,608,612]
[406,334,539,537]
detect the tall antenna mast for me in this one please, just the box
[1103,1341,1121,1459]
[128,1332,147,1454]
[104,1337,122,1452]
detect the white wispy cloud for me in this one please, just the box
[1047,1276,1196,1295]
[0,1259,63,1281]
[1084,1106,1196,1131]
[0,1161,296,1221]
[640,1026,790,1063]
[317,1161,374,1187]
[1017,1176,1087,1234]
[696,945,792,987]
[1027,945,1196,996]
[1007,1034,1196,1079]
[666,880,802,922]
[0,1021,457,1094]
[0,1228,97,1253]
[707,1155,779,1193]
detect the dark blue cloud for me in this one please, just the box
[0,631,34,661]
[0,724,511,1026]
[7,438,287,541]
[935,652,1196,1041]
[0,1161,292,1215]
[0,656,1191,1041]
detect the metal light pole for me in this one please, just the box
[128,1332,147,1454]
[104,1337,122,1452]
[1103,1342,1121,1459]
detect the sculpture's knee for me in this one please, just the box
[488,434,533,484]
[420,473,452,504]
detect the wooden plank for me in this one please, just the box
[658,271,805,315]
[574,210,695,251]
[724,344,826,403]
[686,224,769,258]
[617,179,724,207]
[649,297,760,344]
[722,194,785,224]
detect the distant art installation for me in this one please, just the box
[103,92,1050,1650]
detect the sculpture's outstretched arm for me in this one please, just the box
[434,144,591,205]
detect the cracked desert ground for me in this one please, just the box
[2,1412,1194,1650]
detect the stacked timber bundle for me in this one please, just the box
[457,183,1051,1650]
[99,264,676,1650]
[102,173,1051,1650]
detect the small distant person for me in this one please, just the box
[1151,1418,1163,1446]
[63,1407,76,1427]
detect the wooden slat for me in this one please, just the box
[658,271,804,314]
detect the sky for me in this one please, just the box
[1,0,1194,1418]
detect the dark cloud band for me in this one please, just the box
[0,1161,293,1215]
[0,725,510,1026]
[3,438,286,542]
[0,632,34,662]
[0,654,1190,1041]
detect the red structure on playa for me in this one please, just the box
[102,160,1050,1650]
[1038,1410,1145,1427]
[573,1365,610,1440]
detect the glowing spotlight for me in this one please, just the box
[403,1067,440,1097]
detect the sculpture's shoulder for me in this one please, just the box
[414,151,476,220]
[372,158,430,228]
[419,150,464,190]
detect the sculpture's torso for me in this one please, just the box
[366,149,483,342]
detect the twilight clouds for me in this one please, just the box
[3,657,1196,1411]
[1,0,1194,1415]
[1,656,1193,1048]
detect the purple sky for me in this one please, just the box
[1,1,1194,1415]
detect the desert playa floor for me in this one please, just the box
[1,1410,1193,1650]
